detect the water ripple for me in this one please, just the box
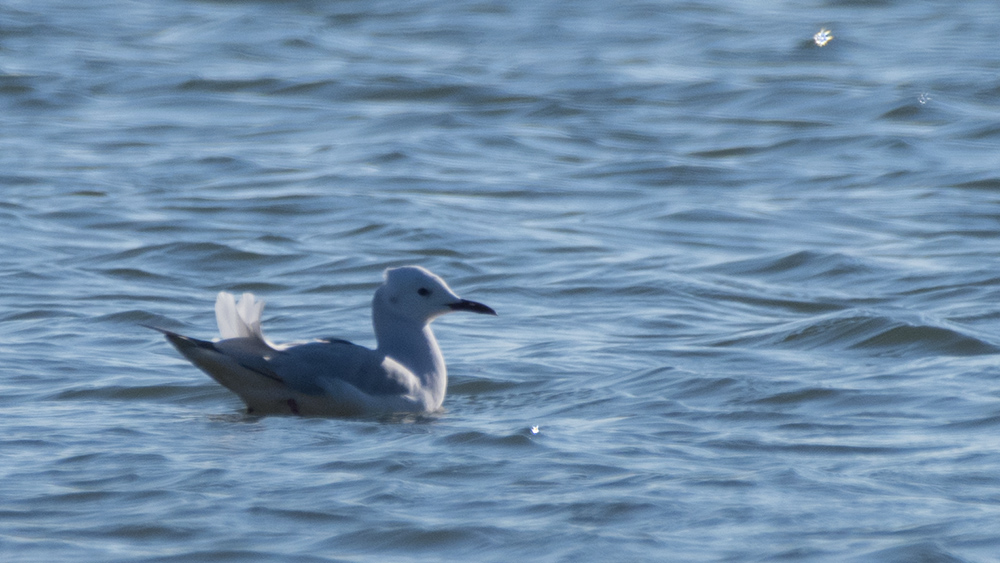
[4,0,1000,561]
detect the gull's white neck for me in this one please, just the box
[372,295,446,408]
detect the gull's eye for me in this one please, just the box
[417,287,432,297]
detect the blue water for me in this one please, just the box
[4,0,1000,561]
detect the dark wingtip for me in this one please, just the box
[449,299,497,316]
[143,324,217,351]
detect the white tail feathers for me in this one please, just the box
[215,292,266,340]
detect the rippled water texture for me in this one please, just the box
[4,0,1000,561]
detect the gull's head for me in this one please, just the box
[376,266,496,323]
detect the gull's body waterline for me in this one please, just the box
[153,266,496,416]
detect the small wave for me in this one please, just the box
[851,323,997,356]
[437,430,537,448]
[707,438,905,456]
[92,241,303,274]
[2,308,83,322]
[938,414,1000,431]
[94,309,165,324]
[447,377,520,395]
[578,161,730,187]
[330,523,511,554]
[952,177,1000,190]
[51,384,224,402]
[247,506,351,525]
[176,77,284,94]
[719,309,998,357]
[850,541,968,563]
[96,268,173,281]
[705,250,877,284]
[751,387,840,406]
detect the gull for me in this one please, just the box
[151,266,496,417]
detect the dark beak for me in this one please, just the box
[449,299,497,316]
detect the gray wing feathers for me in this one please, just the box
[212,337,283,381]
[267,341,414,397]
[209,293,410,396]
[154,290,418,404]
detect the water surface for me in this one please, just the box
[3,0,1000,561]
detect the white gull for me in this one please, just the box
[152,266,496,416]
